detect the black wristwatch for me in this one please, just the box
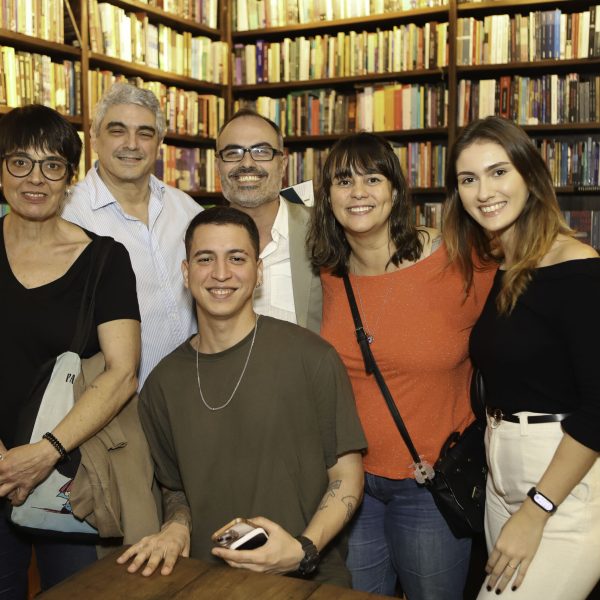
[295,535,320,576]
[527,487,557,514]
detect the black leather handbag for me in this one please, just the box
[342,273,487,539]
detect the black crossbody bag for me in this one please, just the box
[342,273,487,538]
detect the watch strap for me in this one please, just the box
[527,487,557,514]
[295,535,320,576]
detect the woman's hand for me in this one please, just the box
[0,439,60,505]
[485,501,549,594]
[211,517,304,575]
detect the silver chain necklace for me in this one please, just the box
[195,315,260,411]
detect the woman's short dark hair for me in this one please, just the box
[308,132,422,276]
[185,206,260,260]
[0,105,82,179]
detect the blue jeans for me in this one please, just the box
[0,513,97,600]
[347,473,471,600]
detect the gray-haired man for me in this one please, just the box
[62,83,201,387]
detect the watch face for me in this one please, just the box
[534,492,554,512]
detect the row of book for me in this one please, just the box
[89,1,228,83]
[414,202,442,229]
[457,8,600,65]
[394,142,446,189]
[143,0,218,28]
[235,82,447,136]
[563,211,600,249]
[0,48,80,115]
[457,74,600,127]
[1,0,64,43]
[88,70,225,137]
[283,142,445,188]
[536,137,600,188]
[155,145,220,192]
[233,0,447,31]
[232,23,448,84]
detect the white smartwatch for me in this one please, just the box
[527,487,557,514]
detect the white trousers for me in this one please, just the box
[476,414,600,600]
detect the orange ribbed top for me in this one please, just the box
[320,244,495,479]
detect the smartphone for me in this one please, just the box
[211,518,269,551]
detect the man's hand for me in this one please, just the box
[117,521,190,576]
[211,516,303,575]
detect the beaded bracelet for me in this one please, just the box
[42,432,70,462]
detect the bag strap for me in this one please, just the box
[70,236,114,355]
[342,273,422,466]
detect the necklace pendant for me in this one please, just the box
[367,333,374,345]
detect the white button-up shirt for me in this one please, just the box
[62,165,202,387]
[253,199,297,324]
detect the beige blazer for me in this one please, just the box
[70,353,160,547]
[287,200,322,334]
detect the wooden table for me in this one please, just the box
[38,551,391,599]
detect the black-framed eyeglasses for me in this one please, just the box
[217,145,284,163]
[2,154,70,181]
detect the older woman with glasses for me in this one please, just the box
[0,104,141,596]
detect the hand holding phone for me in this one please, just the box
[211,518,269,551]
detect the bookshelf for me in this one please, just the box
[228,0,600,229]
[1,0,600,214]
[0,0,228,201]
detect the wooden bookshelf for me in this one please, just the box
[2,0,600,206]
[231,5,449,39]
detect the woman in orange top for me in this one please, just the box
[307,132,494,600]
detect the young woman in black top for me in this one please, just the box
[444,116,600,599]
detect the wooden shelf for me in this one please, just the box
[457,57,600,76]
[0,29,81,58]
[233,67,448,93]
[412,187,445,195]
[89,53,225,91]
[457,0,593,15]
[283,128,448,144]
[163,132,217,146]
[106,0,221,37]
[0,105,83,125]
[521,123,600,133]
[232,5,449,40]
[556,186,600,194]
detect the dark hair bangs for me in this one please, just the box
[0,105,82,170]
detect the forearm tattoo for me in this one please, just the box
[342,495,359,523]
[318,480,341,511]
[162,487,192,531]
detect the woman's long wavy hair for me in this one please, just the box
[308,132,423,276]
[444,116,572,314]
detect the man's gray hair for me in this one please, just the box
[92,82,166,140]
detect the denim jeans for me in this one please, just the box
[0,513,97,600]
[347,472,471,600]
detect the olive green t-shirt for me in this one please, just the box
[139,316,366,586]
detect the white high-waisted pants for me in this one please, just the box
[476,414,600,600]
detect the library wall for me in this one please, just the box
[0,0,599,230]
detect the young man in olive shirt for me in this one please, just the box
[118,207,365,586]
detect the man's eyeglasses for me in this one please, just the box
[217,145,284,163]
[2,154,70,181]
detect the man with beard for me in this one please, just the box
[216,109,322,333]
[62,83,201,387]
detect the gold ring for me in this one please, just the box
[508,562,519,569]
